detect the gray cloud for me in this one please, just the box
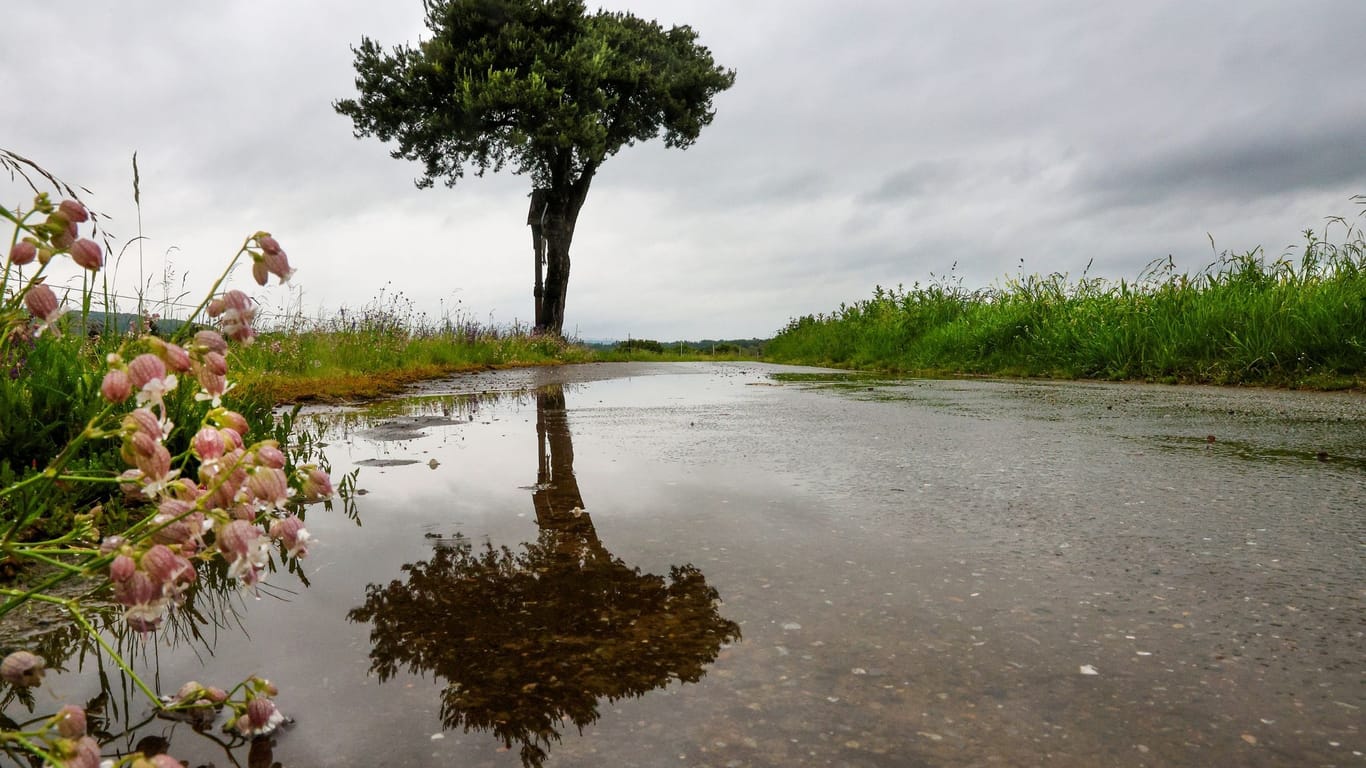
[3,1,1365,340]
[1077,122,1366,211]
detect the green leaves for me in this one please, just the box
[334,0,735,190]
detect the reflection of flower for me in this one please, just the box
[0,650,45,687]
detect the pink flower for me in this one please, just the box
[55,704,87,738]
[141,544,196,592]
[160,342,192,372]
[254,443,286,470]
[127,353,166,388]
[200,448,248,509]
[23,283,63,337]
[110,553,136,582]
[217,520,269,586]
[58,199,90,223]
[194,368,231,407]
[219,427,244,451]
[192,426,226,462]
[298,465,334,502]
[127,353,178,411]
[214,409,251,437]
[8,240,36,265]
[236,696,285,737]
[269,515,312,558]
[133,441,180,498]
[114,570,168,631]
[246,466,291,511]
[194,330,228,355]
[101,368,133,403]
[204,351,228,376]
[209,290,256,344]
[63,736,102,768]
[152,501,207,551]
[69,238,103,271]
[123,407,169,441]
[51,219,77,249]
[260,245,296,282]
[0,650,45,687]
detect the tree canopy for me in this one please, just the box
[335,0,735,333]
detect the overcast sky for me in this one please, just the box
[4,1,1365,340]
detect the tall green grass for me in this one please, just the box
[231,288,593,402]
[767,212,1366,388]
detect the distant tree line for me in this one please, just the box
[601,338,766,355]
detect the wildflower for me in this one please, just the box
[151,503,207,552]
[158,341,192,372]
[101,368,132,403]
[246,466,291,511]
[131,440,180,498]
[192,426,226,463]
[193,329,228,355]
[140,544,196,595]
[252,236,295,285]
[297,465,334,502]
[254,442,286,470]
[110,553,136,582]
[118,469,146,499]
[209,408,251,437]
[203,350,228,376]
[257,234,283,254]
[127,353,178,410]
[0,650,45,687]
[8,240,36,265]
[219,426,244,451]
[200,449,248,510]
[51,219,78,249]
[123,406,170,441]
[114,570,168,632]
[57,199,90,223]
[69,238,103,271]
[217,520,270,587]
[54,704,87,738]
[194,368,231,407]
[269,515,313,558]
[23,283,64,337]
[235,696,285,737]
[60,736,102,768]
[208,289,256,344]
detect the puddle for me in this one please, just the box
[3,363,1362,767]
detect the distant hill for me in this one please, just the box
[64,311,190,337]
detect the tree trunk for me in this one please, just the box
[534,166,595,335]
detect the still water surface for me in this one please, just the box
[7,362,1364,767]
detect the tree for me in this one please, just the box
[335,0,736,335]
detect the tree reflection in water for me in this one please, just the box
[348,385,741,767]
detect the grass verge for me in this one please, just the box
[765,213,1366,391]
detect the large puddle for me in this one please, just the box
[3,362,1363,767]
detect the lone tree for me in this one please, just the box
[335,0,735,335]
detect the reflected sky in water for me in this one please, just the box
[4,362,1363,767]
